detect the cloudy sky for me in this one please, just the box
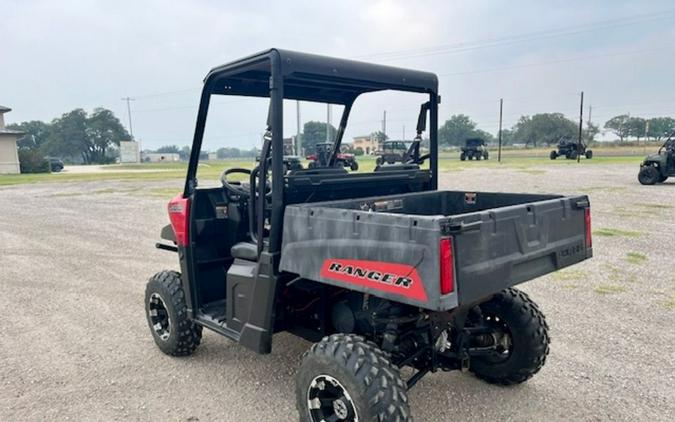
[2,0,675,150]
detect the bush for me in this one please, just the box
[18,150,50,173]
[353,148,364,156]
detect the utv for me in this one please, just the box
[146,49,593,422]
[257,154,303,173]
[550,136,593,160]
[307,142,359,171]
[638,135,675,185]
[375,141,407,165]
[460,138,489,161]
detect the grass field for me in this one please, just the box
[0,147,646,187]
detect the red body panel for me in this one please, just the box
[320,259,428,302]
[168,195,190,246]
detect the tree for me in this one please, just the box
[583,121,600,144]
[604,114,631,142]
[438,114,477,146]
[370,131,388,143]
[6,120,51,151]
[216,147,242,159]
[627,117,647,142]
[44,109,89,162]
[511,113,577,147]
[156,145,180,154]
[646,117,675,141]
[302,121,337,153]
[85,108,130,163]
[179,146,191,160]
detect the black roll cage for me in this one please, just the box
[184,49,439,256]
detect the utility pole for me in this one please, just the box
[498,98,503,163]
[326,104,331,142]
[122,96,138,160]
[382,110,387,138]
[588,105,592,125]
[121,97,135,139]
[402,125,405,141]
[296,101,301,155]
[577,91,584,163]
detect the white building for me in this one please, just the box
[0,106,23,174]
[119,141,140,163]
[142,152,180,163]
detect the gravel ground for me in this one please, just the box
[1,163,673,421]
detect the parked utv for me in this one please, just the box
[45,156,64,172]
[145,49,593,422]
[638,135,675,185]
[307,142,359,171]
[550,136,593,160]
[460,138,489,161]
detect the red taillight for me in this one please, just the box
[168,194,190,246]
[440,237,454,295]
[584,208,592,249]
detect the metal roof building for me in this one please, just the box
[0,106,24,174]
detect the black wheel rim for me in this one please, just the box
[307,374,358,421]
[148,293,171,341]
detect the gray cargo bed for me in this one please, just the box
[280,190,592,311]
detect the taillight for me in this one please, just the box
[168,194,190,246]
[440,237,454,295]
[584,208,592,249]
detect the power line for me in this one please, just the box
[356,8,675,62]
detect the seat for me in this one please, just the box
[231,242,258,261]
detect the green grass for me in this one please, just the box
[593,227,643,237]
[552,269,585,281]
[594,284,626,295]
[665,295,675,310]
[0,153,645,187]
[626,252,648,264]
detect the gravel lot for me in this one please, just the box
[1,163,673,421]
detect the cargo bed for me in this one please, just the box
[280,190,592,311]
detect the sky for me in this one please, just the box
[2,0,675,150]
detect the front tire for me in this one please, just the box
[460,153,466,161]
[350,161,359,171]
[296,334,411,422]
[638,166,660,185]
[550,151,557,160]
[469,288,550,385]
[145,270,202,356]
[585,150,593,159]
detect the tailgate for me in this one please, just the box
[449,195,592,306]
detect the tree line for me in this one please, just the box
[8,108,131,164]
[438,113,674,147]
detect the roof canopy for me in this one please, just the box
[0,105,11,113]
[203,49,438,104]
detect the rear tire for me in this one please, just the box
[375,157,384,166]
[469,288,550,385]
[638,166,660,185]
[460,153,466,161]
[145,270,202,356]
[568,150,578,160]
[296,334,411,422]
[350,161,359,171]
[585,150,593,159]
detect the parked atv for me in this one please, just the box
[145,49,593,422]
[460,138,489,161]
[550,137,593,160]
[307,142,359,171]
[256,154,303,173]
[376,140,408,165]
[638,136,675,185]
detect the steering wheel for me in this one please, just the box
[220,168,251,198]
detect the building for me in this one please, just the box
[0,106,23,174]
[142,152,180,163]
[119,141,140,163]
[352,135,378,155]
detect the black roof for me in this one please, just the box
[203,49,438,104]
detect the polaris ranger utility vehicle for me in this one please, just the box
[550,136,593,160]
[145,49,593,422]
[307,142,359,171]
[375,137,425,167]
[460,138,489,161]
[638,135,675,185]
